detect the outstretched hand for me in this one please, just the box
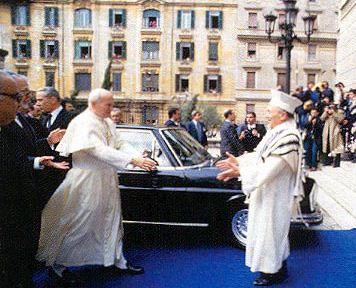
[47,128,66,145]
[39,156,70,170]
[132,155,157,171]
[216,152,238,171]
[216,165,240,182]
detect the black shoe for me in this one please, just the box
[48,267,80,287]
[253,271,288,286]
[110,262,144,275]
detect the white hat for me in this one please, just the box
[269,89,302,114]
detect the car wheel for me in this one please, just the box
[230,207,248,250]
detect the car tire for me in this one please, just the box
[230,207,248,250]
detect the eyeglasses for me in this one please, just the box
[0,92,23,102]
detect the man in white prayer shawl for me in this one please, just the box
[37,88,157,286]
[216,90,303,286]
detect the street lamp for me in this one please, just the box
[264,0,316,94]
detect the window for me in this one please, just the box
[142,106,159,126]
[12,40,31,59]
[206,11,223,29]
[248,13,258,28]
[175,75,189,92]
[204,75,222,93]
[75,41,92,59]
[109,9,126,27]
[45,7,58,27]
[45,72,55,87]
[142,42,159,60]
[247,43,256,59]
[279,14,285,28]
[11,5,30,26]
[142,73,159,92]
[75,73,91,91]
[143,9,160,28]
[277,72,286,88]
[277,45,286,60]
[308,44,317,61]
[74,8,91,28]
[112,73,122,92]
[40,40,59,58]
[177,10,194,29]
[18,71,27,77]
[246,104,255,114]
[208,42,218,61]
[108,41,127,60]
[246,72,256,89]
[176,42,194,61]
[307,73,316,84]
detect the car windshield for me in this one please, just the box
[162,129,212,166]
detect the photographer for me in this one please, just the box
[303,108,323,171]
[237,112,266,153]
[320,103,344,167]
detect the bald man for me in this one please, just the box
[37,89,157,286]
[0,71,38,288]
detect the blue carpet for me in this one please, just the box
[34,227,356,288]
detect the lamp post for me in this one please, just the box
[264,0,316,94]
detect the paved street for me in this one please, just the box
[310,160,356,230]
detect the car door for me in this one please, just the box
[117,128,186,223]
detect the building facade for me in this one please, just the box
[0,0,338,124]
[337,0,356,89]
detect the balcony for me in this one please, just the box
[111,26,125,39]
[178,59,192,73]
[179,29,193,41]
[14,58,29,69]
[207,29,221,41]
[42,57,57,69]
[73,58,93,67]
[206,62,220,74]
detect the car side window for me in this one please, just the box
[116,129,170,167]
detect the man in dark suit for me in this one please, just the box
[36,87,75,202]
[238,112,267,153]
[0,71,39,288]
[165,107,185,128]
[220,109,244,158]
[186,110,208,148]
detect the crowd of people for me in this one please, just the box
[0,70,156,288]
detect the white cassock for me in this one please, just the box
[37,109,140,267]
[237,120,303,274]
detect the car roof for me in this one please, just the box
[116,124,184,131]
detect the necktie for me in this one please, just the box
[46,114,52,131]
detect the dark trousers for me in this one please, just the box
[304,139,319,168]
[0,209,38,288]
[323,140,341,167]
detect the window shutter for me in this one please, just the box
[54,8,59,26]
[54,40,59,58]
[11,6,16,25]
[45,7,50,26]
[176,42,181,60]
[26,40,31,58]
[218,75,222,93]
[122,41,127,59]
[109,9,113,27]
[75,42,80,59]
[108,41,112,59]
[177,10,181,28]
[26,6,30,26]
[89,10,92,25]
[12,39,18,58]
[205,11,209,29]
[190,42,194,60]
[175,74,180,92]
[204,75,208,93]
[218,11,223,30]
[122,9,127,27]
[191,11,195,29]
[40,40,45,58]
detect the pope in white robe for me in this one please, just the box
[37,89,156,285]
[217,90,304,286]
